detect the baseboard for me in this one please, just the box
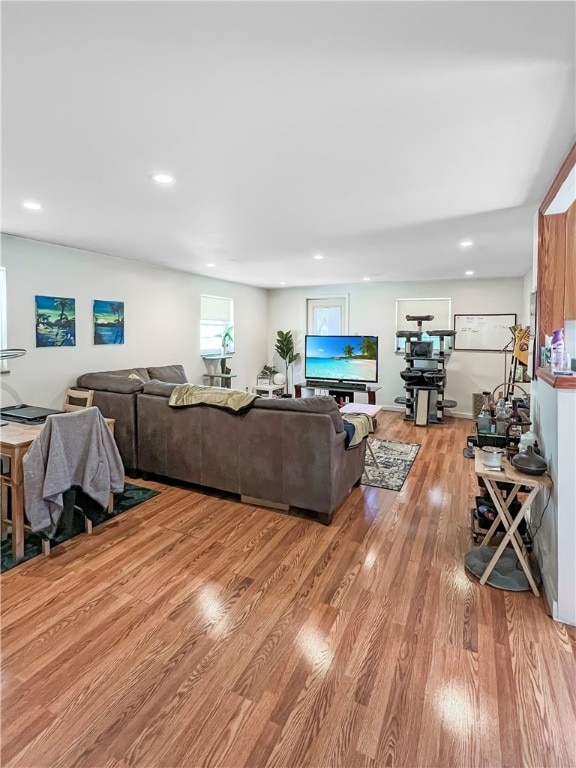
[533,537,560,621]
[540,580,555,619]
[380,405,473,420]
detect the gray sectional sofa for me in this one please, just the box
[76,365,187,472]
[76,366,367,523]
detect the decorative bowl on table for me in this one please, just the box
[511,446,548,476]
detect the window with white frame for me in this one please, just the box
[200,295,234,354]
[395,298,452,353]
[306,296,349,335]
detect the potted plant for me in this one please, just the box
[258,364,278,384]
[221,326,234,356]
[274,330,300,394]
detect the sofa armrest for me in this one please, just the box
[142,380,177,397]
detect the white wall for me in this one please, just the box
[268,278,524,417]
[528,204,576,625]
[532,381,576,625]
[531,381,559,610]
[0,235,269,408]
[521,269,534,328]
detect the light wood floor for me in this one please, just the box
[2,412,575,768]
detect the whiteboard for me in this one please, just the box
[453,314,517,352]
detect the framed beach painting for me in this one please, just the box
[35,295,76,347]
[93,300,124,345]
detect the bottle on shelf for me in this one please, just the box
[505,398,524,459]
[495,394,508,436]
[551,328,565,369]
[488,392,497,433]
[477,391,493,434]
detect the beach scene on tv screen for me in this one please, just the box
[306,336,378,381]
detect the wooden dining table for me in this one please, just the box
[1,417,115,562]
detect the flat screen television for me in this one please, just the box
[304,335,379,383]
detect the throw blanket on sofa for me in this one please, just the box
[341,413,374,448]
[169,384,259,414]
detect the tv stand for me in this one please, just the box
[294,382,379,406]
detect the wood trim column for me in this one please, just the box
[565,201,576,319]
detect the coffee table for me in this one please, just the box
[339,402,382,421]
[339,403,382,470]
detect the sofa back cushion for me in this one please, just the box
[143,380,177,397]
[76,370,148,393]
[254,396,344,433]
[146,365,187,383]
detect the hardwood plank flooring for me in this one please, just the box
[2,412,575,767]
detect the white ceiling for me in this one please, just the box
[2,1,575,288]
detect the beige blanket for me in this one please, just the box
[169,384,259,413]
[341,413,374,447]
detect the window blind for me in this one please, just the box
[201,296,233,323]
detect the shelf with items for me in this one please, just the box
[395,319,457,425]
[252,383,285,398]
[464,450,552,595]
[475,393,533,462]
[294,383,380,406]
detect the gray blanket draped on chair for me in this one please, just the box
[23,407,124,537]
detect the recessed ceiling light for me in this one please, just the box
[459,239,473,248]
[206,262,216,268]
[22,200,42,211]
[151,173,175,185]
[313,254,324,260]
[363,277,371,281]
[280,281,286,286]
[465,270,474,276]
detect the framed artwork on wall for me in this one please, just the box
[94,300,124,345]
[35,295,76,347]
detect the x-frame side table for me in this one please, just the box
[473,450,552,596]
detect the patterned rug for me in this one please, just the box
[1,483,159,573]
[361,438,420,491]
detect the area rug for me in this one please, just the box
[1,483,160,574]
[361,438,420,491]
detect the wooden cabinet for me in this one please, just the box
[537,142,576,348]
[538,208,570,346]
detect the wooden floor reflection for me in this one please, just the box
[2,412,575,767]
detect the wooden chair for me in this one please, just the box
[62,388,94,412]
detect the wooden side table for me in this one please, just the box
[0,422,39,561]
[468,450,552,596]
